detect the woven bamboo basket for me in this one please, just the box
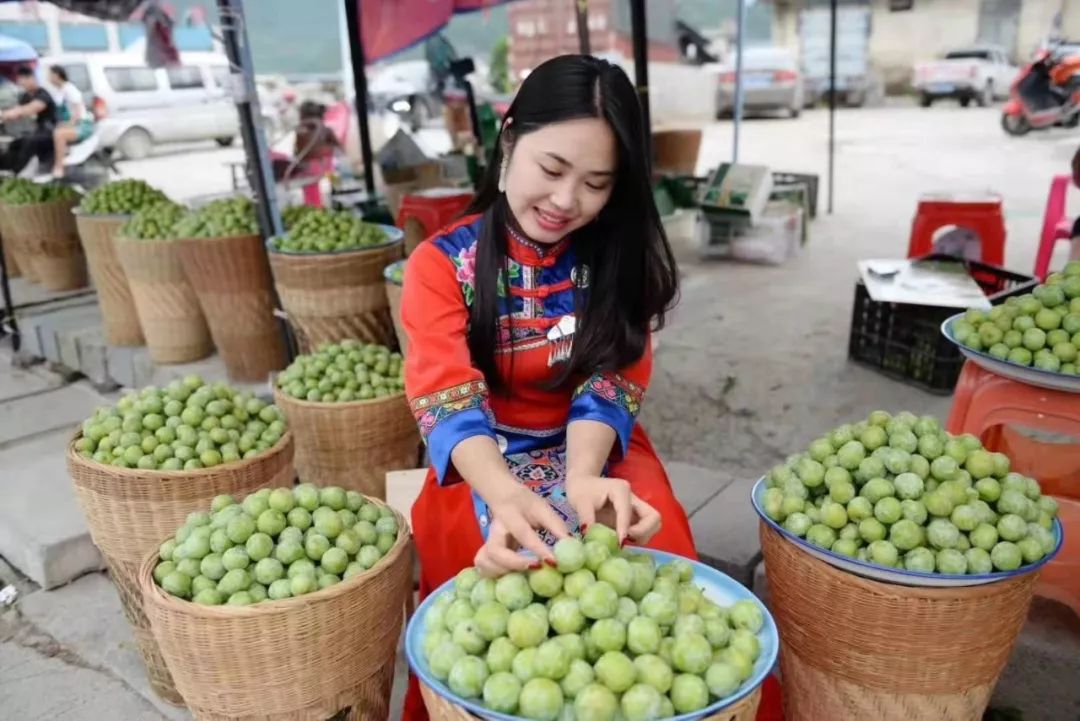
[75,212,144,345]
[759,522,1037,721]
[66,432,296,705]
[139,500,413,721]
[384,260,406,355]
[177,233,286,382]
[116,235,213,364]
[0,202,34,281]
[419,681,761,720]
[272,386,418,499]
[3,197,87,291]
[1,227,21,278]
[267,236,403,353]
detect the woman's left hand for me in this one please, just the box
[565,474,662,545]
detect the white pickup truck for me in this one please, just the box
[913,47,1018,107]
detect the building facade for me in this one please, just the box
[507,0,679,81]
[772,0,1080,92]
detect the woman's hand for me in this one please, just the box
[474,484,570,577]
[566,474,662,545]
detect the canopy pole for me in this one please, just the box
[732,0,747,163]
[343,0,376,196]
[828,0,837,214]
[629,0,651,163]
[576,0,591,55]
[0,236,18,353]
[217,0,282,238]
[217,0,293,360]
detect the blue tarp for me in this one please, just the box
[0,33,38,62]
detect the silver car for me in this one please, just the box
[716,46,804,118]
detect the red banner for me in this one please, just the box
[360,0,517,62]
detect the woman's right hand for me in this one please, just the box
[474,485,570,577]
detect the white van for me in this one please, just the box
[44,50,238,159]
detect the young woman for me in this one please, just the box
[48,65,93,178]
[400,54,697,719]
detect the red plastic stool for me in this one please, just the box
[396,188,474,256]
[907,191,1006,266]
[1038,495,1080,616]
[1033,174,1075,280]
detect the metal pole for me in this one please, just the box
[629,0,651,164]
[733,0,747,163]
[217,0,293,359]
[217,0,283,238]
[0,236,18,353]
[828,0,837,214]
[575,0,591,55]
[343,0,376,196]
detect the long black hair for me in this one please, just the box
[466,54,679,392]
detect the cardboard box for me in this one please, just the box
[699,163,774,223]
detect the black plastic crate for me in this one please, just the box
[847,256,1038,394]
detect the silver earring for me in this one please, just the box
[497,157,509,193]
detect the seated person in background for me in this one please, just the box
[0,66,57,174]
[48,65,93,178]
[291,100,339,176]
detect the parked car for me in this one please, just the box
[716,46,804,118]
[913,47,1018,107]
[46,50,238,159]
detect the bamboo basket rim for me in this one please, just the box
[176,232,264,244]
[137,497,411,619]
[265,227,404,258]
[72,208,133,219]
[271,379,407,411]
[67,429,295,481]
[3,195,82,212]
[114,233,183,245]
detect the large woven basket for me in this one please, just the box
[272,386,418,499]
[67,432,296,704]
[116,235,213,364]
[419,681,762,720]
[75,212,144,345]
[0,202,34,281]
[5,198,87,290]
[139,499,414,721]
[177,233,286,382]
[384,260,406,355]
[759,522,1037,721]
[267,236,403,352]
[1,223,22,278]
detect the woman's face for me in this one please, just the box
[49,70,61,86]
[503,116,617,244]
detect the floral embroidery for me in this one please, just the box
[410,380,492,438]
[574,372,645,417]
[451,242,478,305]
[497,260,522,298]
[505,444,579,543]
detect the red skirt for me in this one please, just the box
[401,425,698,721]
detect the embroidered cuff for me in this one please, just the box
[410,380,495,484]
[568,372,644,458]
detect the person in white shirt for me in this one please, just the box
[48,65,93,178]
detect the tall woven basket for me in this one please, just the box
[4,198,87,291]
[67,433,295,705]
[1,220,22,279]
[0,202,35,281]
[419,681,762,720]
[759,522,1037,721]
[139,500,413,721]
[177,234,286,382]
[384,260,406,355]
[272,386,418,499]
[116,235,213,364]
[267,233,403,353]
[75,212,144,345]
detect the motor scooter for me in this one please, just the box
[1001,45,1080,136]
